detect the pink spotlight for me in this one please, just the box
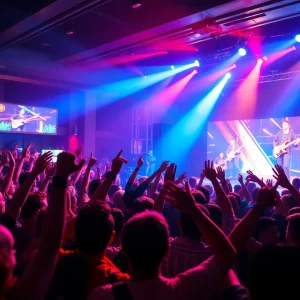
[292,45,296,51]
[193,70,198,74]
[263,56,268,61]
[257,58,263,64]
[232,64,237,69]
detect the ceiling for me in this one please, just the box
[0,0,299,87]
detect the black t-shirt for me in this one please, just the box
[273,130,297,154]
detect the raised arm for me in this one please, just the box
[91,150,127,201]
[229,186,277,251]
[12,143,32,184]
[273,164,300,206]
[0,151,15,195]
[174,172,187,185]
[39,163,56,192]
[7,152,53,221]
[216,167,230,195]
[197,172,205,188]
[125,155,143,191]
[237,174,252,202]
[80,153,97,194]
[144,161,169,185]
[204,162,233,215]
[10,152,81,300]
[153,163,176,213]
[246,170,266,188]
[163,181,236,276]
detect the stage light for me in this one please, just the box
[225,72,231,79]
[131,0,141,8]
[144,76,147,78]
[263,56,268,61]
[257,58,263,64]
[292,45,296,50]
[238,48,247,56]
[295,34,300,43]
[171,65,175,70]
[232,64,237,69]
[193,70,198,74]
[194,60,200,67]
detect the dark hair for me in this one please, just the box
[234,184,242,193]
[288,207,300,216]
[88,179,101,196]
[281,189,291,196]
[251,187,261,203]
[282,194,297,210]
[133,197,154,214]
[287,213,300,242]
[180,204,209,240]
[18,172,30,185]
[229,192,241,206]
[75,202,114,254]
[111,208,124,234]
[108,184,121,198]
[191,190,206,205]
[196,186,210,204]
[20,193,44,221]
[253,217,277,240]
[250,245,300,300]
[188,177,198,188]
[292,178,300,188]
[227,183,233,193]
[46,254,89,300]
[228,195,238,214]
[204,185,214,197]
[205,203,223,228]
[123,190,138,209]
[247,182,256,194]
[122,211,169,272]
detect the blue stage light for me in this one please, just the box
[238,48,247,56]
[225,72,231,79]
[171,65,175,70]
[194,60,200,67]
[295,35,300,43]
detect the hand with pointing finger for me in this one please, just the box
[111,150,128,175]
[88,153,97,169]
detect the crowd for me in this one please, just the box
[1,143,300,300]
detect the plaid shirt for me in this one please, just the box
[161,237,212,278]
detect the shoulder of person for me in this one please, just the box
[87,284,114,300]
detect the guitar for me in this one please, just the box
[227,145,244,161]
[11,115,40,129]
[273,138,300,159]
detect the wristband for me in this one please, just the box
[105,171,117,181]
[52,175,68,189]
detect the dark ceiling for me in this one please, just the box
[0,0,299,86]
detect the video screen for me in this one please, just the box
[42,150,63,163]
[0,103,57,134]
[207,117,300,178]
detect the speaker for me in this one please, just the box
[152,123,172,163]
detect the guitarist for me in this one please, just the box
[10,108,26,132]
[227,138,241,178]
[273,120,300,180]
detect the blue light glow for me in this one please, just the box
[295,34,300,43]
[194,60,200,67]
[171,65,175,70]
[160,73,231,163]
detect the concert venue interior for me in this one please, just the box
[0,0,300,177]
[2,2,300,300]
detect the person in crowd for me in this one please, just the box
[252,217,279,246]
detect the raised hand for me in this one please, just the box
[200,171,205,181]
[158,160,169,173]
[33,152,53,175]
[246,170,261,183]
[75,148,83,158]
[137,155,144,168]
[165,163,177,182]
[45,163,57,178]
[22,143,33,159]
[111,150,128,175]
[162,181,196,215]
[203,160,217,182]
[256,186,278,209]
[88,153,97,168]
[266,179,273,187]
[7,151,15,167]
[176,172,187,183]
[237,174,244,185]
[272,164,290,188]
[56,152,85,177]
[216,166,226,182]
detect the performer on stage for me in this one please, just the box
[146,150,156,176]
[10,109,26,132]
[214,152,228,171]
[273,120,300,180]
[227,139,241,178]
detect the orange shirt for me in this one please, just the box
[59,249,129,295]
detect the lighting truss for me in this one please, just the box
[228,70,300,87]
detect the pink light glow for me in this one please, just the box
[264,46,297,65]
